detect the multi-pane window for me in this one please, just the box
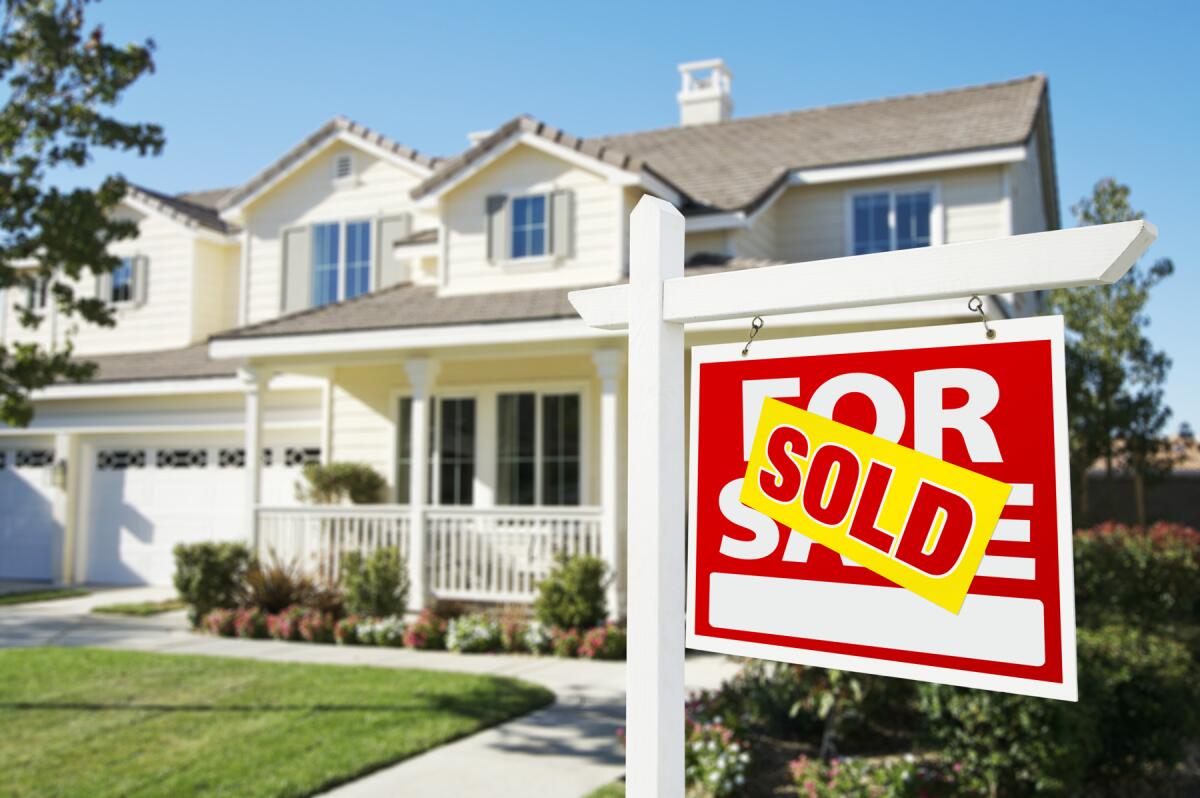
[25,276,49,310]
[511,195,547,259]
[851,189,935,255]
[437,398,475,506]
[344,221,371,299]
[312,222,340,307]
[111,257,134,304]
[497,393,536,505]
[497,391,581,506]
[395,396,475,506]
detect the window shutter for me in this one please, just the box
[94,272,112,304]
[550,190,573,258]
[485,194,508,264]
[132,256,149,306]
[376,214,413,288]
[281,226,312,313]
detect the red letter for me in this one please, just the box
[894,482,974,576]
[757,425,807,503]
[801,444,860,526]
[847,461,897,554]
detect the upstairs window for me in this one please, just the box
[510,195,547,259]
[110,257,134,304]
[312,222,340,307]
[344,221,371,300]
[25,276,49,310]
[851,188,936,255]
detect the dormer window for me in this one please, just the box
[332,152,356,186]
[510,195,547,259]
[111,258,134,304]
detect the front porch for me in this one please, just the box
[256,504,604,606]
[237,344,628,616]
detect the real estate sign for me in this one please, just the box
[686,316,1077,700]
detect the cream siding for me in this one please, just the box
[440,144,622,294]
[241,144,431,325]
[191,239,241,339]
[1,207,201,356]
[942,167,1008,244]
[731,200,780,261]
[685,230,729,261]
[1010,144,1048,236]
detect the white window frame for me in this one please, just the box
[388,379,590,508]
[109,256,136,307]
[390,390,480,507]
[508,193,550,262]
[311,218,374,305]
[843,181,943,257]
[495,387,586,508]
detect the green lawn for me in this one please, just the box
[91,598,186,616]
[0,587,88,606]
[0,648,554,798]
[584,782,625,797]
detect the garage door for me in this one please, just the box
[83,437,315,586]
[0,447,59,581]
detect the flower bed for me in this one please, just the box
[200,606,626,659]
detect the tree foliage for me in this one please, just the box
[1046,178,1175,523]
[0,0,162,425]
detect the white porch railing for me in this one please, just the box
[426,506,603,602]
[254,504,603,603]
[257,506,412,583]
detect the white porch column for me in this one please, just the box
[592,348,624,619]
[405,357,438,611]
[239,368,265,550]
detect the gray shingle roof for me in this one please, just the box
[415,75,1047,213]
[218,116,442,213]
[212,256,777,341]
[83,342,243,383]
[126,184,236,234]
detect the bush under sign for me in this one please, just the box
[686,316,1078,701]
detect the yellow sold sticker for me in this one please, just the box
[740,398,1012,614]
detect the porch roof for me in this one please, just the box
[210,255,776,341]
[79,342,244,383]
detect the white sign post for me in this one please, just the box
[569,196,1156,798]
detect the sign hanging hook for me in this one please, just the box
[741,315,765,357]
[967,295,996,340]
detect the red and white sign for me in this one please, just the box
[686,316,1077,700]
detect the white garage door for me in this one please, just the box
[83,436,315,586]
[0,447,59,581]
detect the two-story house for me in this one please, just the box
[0,63,1058,617]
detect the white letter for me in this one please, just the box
[808,372,905,442]
[718,478,779,560]
[914,368,1002,462]
[742,378,801,459]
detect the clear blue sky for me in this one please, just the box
[73,0,1198,430]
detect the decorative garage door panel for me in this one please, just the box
[0,447,59,581]
[84,436,312,586]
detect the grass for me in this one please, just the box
[0,587,89,606]
[91,598,186,616]
[584,782,625,797]
[0,648,554,798]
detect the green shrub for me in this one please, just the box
[1074,522,1200,628]
[242,555,314,614]
[788,754,963,798]
[1077,624,1200,784]
[533,554,608,629]
[403,610,447,649]
[297,462,386,504]
[173,542,252,627]
[340,546,409,617]
[917,682,1091,797]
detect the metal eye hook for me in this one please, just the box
[968,295,996,340]
[741,315,765,357]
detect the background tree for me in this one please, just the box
[0,0,161,426]
[1046,178,1174,525]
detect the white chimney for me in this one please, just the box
[677,59,733,126]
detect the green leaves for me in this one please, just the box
[0,0,162,426]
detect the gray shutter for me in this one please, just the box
[550,190,573,258]
[132,256,149,306]
[376,214,413,289]
[281,226,311,313]
[485,194,508,263]
[94,272,112,304]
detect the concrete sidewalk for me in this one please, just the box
[0,593,739,798]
